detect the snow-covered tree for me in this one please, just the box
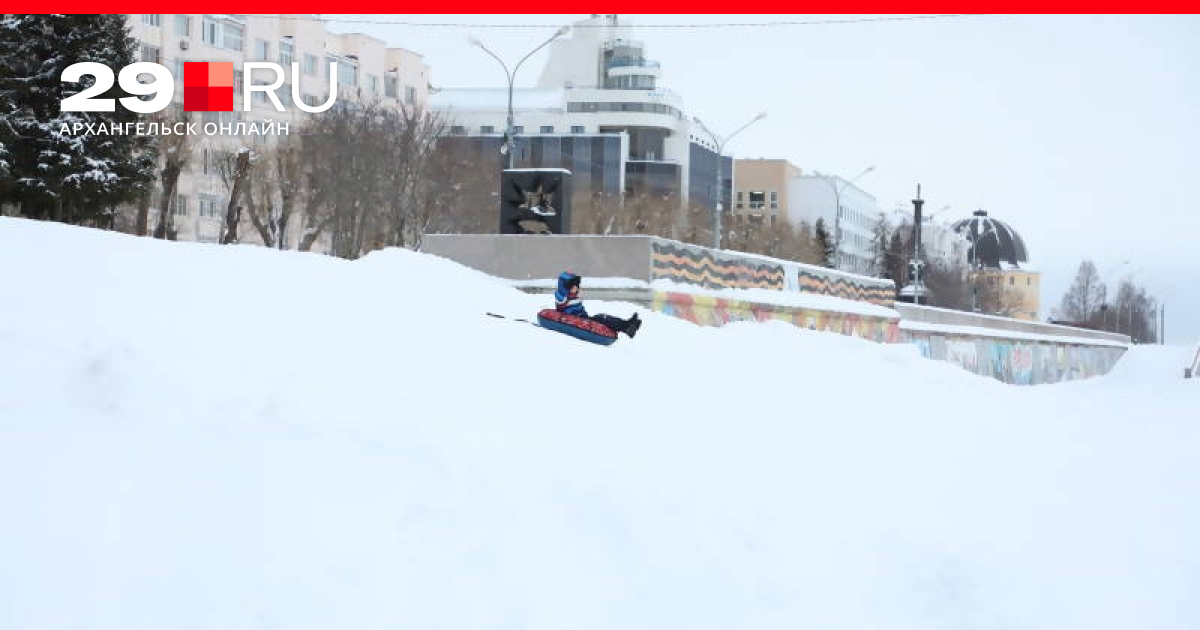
[0,15,155,225]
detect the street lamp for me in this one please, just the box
[468,26,570,169]
[827,165,875,271]
[696,111,767,250]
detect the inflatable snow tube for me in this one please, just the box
[536,309,618,346]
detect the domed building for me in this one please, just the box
[950,209,1041,321]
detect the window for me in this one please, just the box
[303,93,316,107]
[480,125,495,134]
[202,16,219,46]
[366,74,379,94]
[770,191,778,201]
[385,75,399,98]
[304,53,318,76]
[404,85,415,104]
[255,38,270,60]
[199,194,221,218]
[174,15,190,37]
[233,69,243,94]
[571,125,584,133]
[140,44,161,64]
[201,148,211,175]
[174,59,185,91]
[512,125,524,133]
[449,125,466,135]
[254,88,268,105]
[748,190,765,209]
[142,14,161,27]
[222,22,244,51]
[278,83,292,107]
[173,194,188,217]
[279,38,294,67]
[540,125,554,134]
[337,60,357,87]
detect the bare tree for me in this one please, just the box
[215,148,253,245]
[1056,260,1106,324]
[150,109,193,240]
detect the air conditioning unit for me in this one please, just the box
[179,40,190,51]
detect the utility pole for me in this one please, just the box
[910,184,925,305]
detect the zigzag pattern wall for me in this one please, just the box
[650,241,894,306]
[651,291,901,343]
[650,242,785,290]
[796,270,894,306]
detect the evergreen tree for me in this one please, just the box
[869,212,891,277]
[814,217,835,268]
[0,15,155,225]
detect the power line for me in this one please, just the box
[277,14,988,29]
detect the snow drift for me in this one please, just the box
[1,217,1197,630]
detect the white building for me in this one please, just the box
[125,14,431,245]
[789,174,881,274]
[431,14,728,211]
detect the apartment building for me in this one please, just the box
[789,173,881,274]
[126,14,431,245]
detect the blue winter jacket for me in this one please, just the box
[554,272,588,317]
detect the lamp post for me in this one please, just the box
[828,165,875,271]
[696,111,767,250]
[469,26,569,169]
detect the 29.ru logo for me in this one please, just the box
[61,61,337,114]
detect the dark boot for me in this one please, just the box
[625,312,641,338]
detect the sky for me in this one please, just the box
[326,14,1200,343]
[3,216,1199,629]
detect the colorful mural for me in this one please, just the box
[650,291,902,344]
[650,241,785,290]
[648,240,894,306]
[901,330,1124,385]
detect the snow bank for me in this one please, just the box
[1,218,1197,630]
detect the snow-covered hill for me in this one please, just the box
[1,218,1197,630]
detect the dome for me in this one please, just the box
[950,209,1028,269]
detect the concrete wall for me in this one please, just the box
[894,303,1126,344]
[896,304,1127,384]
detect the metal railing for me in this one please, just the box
[1187,343,1200,378]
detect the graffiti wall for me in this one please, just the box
[650,291,901,344]
[902,330,1125,385]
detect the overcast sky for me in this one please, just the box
[328,14,1199,344]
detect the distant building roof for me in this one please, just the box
[951,209,1029,269]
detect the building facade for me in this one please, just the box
[431,15,731,215]
[731,159,803,227]
[126,14,431,245]
[789,173,880,275]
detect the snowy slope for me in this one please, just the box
[1,217,1197,630]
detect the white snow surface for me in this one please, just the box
[1,217,1198,630]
